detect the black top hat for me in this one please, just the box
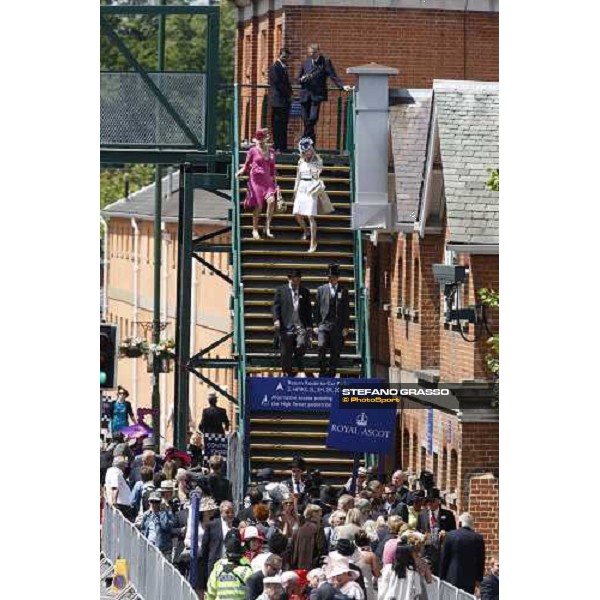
[291,456,306,470]
[257,467,274,481]
[320,485,338,506]
[407,490,426,505]
[287,268,302,278]
[328,263,340,277]
[425,488,441,501]
[335,538,356,557]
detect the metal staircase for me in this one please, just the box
[230,86,370,488]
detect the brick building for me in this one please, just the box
[375,80,499,555]
[101,171,235,447]
[230,0,499,140]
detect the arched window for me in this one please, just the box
[449,449,458,493]
[441,447,448,491]
[412,432,418,472]
[402,428,410,471]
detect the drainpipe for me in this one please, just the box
[100,216,109,321]
[131,217,140,409]
[189,255,198,425]
[160,220,168,443]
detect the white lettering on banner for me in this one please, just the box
[331,424,390,439]
[341,388,450,396]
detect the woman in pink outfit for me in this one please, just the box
[235,128,278,239]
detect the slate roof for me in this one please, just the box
[102,170,230,223]
[389,90,433,223]
[433,80,499,245]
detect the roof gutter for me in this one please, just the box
[446,243,499,255]
[100,211,229,226]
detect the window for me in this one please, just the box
[433,452,439,484]
[449,449,458,493]
[412,432,418,472]
[412,257,420,311]
[402,428,410,471]
[420,446,426,473]
[441,447,448,491]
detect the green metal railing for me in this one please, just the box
[346,90,371,379]
[231,84,247,456]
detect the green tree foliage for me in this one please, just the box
[100,1,236,212]
[487,168,499,192]
[478,288,499,377]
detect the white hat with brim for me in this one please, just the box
[326,562,360,580]
[199,497,218,512]
[263,576,282,585]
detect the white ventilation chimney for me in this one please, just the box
[347,63,398,231]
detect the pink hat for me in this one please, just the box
[254,129,267,141]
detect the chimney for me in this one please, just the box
[346,63,398,231]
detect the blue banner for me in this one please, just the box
[248,377,345,412]
[326,381,395,454]
[327,404,396,454]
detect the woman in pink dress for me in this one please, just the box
[235,128,278,239]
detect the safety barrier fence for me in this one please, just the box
[102,503,475,600]
[102,504,198,600]
[426,576,478,600]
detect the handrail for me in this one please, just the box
[231,84,248,488]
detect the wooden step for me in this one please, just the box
[240,188,350,197]
[250,470,356,480]
[241,225,351,234]
[250,443,334,452]
[251,456,355,465]
[249,430,328,438]
[243,275,355,282]
[245,301,356,308]
[240,175,350,184]
[242,238,353,246]
[245,312,355,320]
[241,213,350,221]
[245,366,360,374]
[242,262,353,270]
[243,289,356,297]
[274,164,350,172]
[242,250,352,258]
[250,418,330,425]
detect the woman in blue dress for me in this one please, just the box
[110,386,135,435]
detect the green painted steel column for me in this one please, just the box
[205,9,220,155]
[152,0,166,444]
[174,167,193,450]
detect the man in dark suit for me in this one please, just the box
[439,512,486,594]
[268,48,293,152]
[281,455,308,505]
[416,488,457,575]
[200,500,236,583]
[207,455,233,504]
[313,263,351,378]
[273,269,313,376]
[480,557,499,600]
[297,43,352,145]
[245,554,283,600]
[198,391,230,435]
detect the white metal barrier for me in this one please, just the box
[425,576,478,600]
[101,505,199,600]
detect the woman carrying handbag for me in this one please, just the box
[292,137,334,253]
[236,128,279,240]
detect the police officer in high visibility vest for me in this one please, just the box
[206,530,253,600]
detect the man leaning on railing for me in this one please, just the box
[135,491,175,560]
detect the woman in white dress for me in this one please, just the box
[355,530,381,600]
[329,561,365,600]
[378,543,422,600]
[292,137,334,253]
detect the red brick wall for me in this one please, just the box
[275,7,498,89]
[399,407,498,516]
[439,252,499,382]
[468,473,499,558]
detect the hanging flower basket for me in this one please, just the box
[119,337,148,359]
[146,339,176,373]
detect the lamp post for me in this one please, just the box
[152,0,167,444]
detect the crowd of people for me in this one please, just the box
[101,430,499,600]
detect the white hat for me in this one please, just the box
[263,576,282,585]
[326,561,360,580]
[242,526,263,541]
